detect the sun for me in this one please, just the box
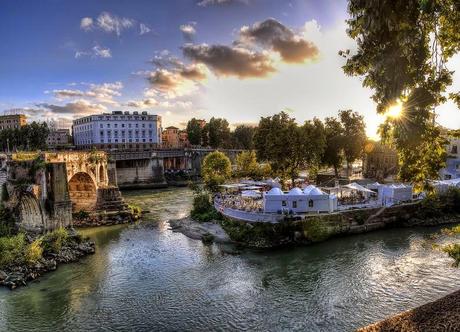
[386,100,403,119]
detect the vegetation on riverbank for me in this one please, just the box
[0,228,95,289]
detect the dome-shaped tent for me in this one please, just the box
[288,187,303,195]
[266,187,284,195]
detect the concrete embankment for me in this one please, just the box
[357,289,460,332]
[219,201,460,248]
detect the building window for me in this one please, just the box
[452,145,458,154]
[282,200,287,207]
[292,201,297,208]
[308,200,314,208]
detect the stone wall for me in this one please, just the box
[115,157,166,188]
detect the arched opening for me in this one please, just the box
[19,194,44,232]
[68,172,97,212]
[99,164,105,183]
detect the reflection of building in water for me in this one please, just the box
[363,141,398,180]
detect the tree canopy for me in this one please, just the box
[186,118,203,146]
[231,125,256,150]
[254,112,326,183]
[201,151,232,191]
[343,0,460,189]
[0,122,49,152]
[339,110,367,175]
[207,117,231,149]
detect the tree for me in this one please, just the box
[201,151,232,191]
[339,110,366,177]
[322,117,344,178]
[343,0,460,189]
[207,117,231,149]
[231,125,256,150]
[201,124,209,147]
[254,112,326,184]
[236,151,259,178]
[0,122,49,152]
[186,118,203,146]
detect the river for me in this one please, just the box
[0,187,459,331]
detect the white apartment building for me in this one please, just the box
[72,111,162,150]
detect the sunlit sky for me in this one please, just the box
[1,0,459,138]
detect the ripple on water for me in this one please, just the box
[1,188,460,331]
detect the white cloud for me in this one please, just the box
[96,12,135,36]
[75,45,112,59]
[180,23,196,41]
[92,45,112,58]
[80,17,94,31]
[52,81,123,105]
[140,23,152,35]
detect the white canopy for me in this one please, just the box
[343,182,375,193]
[288,187,303,195]
[241,190,262,198]
[308,187,325,195]
[266,187,284,195]
[302,185,317,194]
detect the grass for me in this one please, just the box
[0,228,73,269]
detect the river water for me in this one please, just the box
[0,187,459,331]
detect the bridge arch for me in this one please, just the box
[68,172,97,212]
[18,193,44,232]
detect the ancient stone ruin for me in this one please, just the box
[0,151,130,233]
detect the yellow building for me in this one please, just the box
[0,114,27,130]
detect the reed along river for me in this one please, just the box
[1,187,459,331]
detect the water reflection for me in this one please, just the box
[0,187,459,331]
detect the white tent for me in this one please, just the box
[241,190,262,198]
[266,187,284,195]
[343,182,375,193]
[288,187,303,195]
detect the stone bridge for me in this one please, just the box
[109,148,244,188]
[2,151,128,232]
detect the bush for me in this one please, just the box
[128,204,142,217]
[0,234,26,268]
[25,239,43,265]
[41,227,69,254]
[442,243,460,267]
[190,191,222,223]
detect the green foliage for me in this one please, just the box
[231,125,256,150]
[419,187,460,217]
[236,151,272,180]
[0,122,49,152]
[128,204,142,217]
[191,191,222,222]
[201,151,232,191]
[24,239,43,265]
[41,227,69,254]
[339,110,366,175]
[206,117,231,149]
[0,205,16,237]
[88,148,105,164]
[0,234,26,268]
[302,218,331,242]
[73,210,90,221]
[322,117,344,177]
[186,118,204,146]
[28,156,47,179]
[254,112,326,183]
[343,0,460,188]
[442,244,460,267]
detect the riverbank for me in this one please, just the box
[358,289,460,331]
[0,229,95,290]
[218,201,460,248]
[169,216,232,244]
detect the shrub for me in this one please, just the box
[41,227,69,254]
[128,204,142,217]
[0,234,26,268]
[442,244,460,267]
[25,239,43,265]
[190,191,222,222]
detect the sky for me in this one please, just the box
[1,0,459,138]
